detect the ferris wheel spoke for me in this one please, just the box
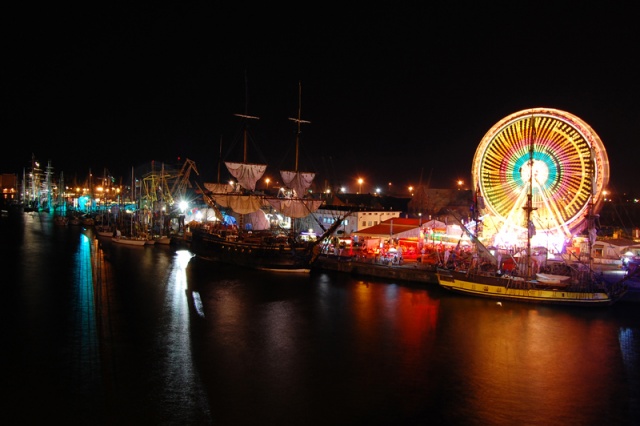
[473,108,609,246]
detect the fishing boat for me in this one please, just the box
[110,225,152,246]
[191,81,344,271]
[111,235,148,246]
[153,235,173,245]
[95,224,114,237]
[110,171,152,247]
[436,116,627,307]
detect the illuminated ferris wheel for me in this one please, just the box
[472,108,609,246]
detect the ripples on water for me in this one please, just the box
[1,212,639,425]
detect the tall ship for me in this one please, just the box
[436,108,627,306]
[190,81,345,271]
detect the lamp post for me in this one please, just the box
[419,212,422,227]
[358,178,363,194]
[265,178,270,190]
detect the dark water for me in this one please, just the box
[1,211,639,426]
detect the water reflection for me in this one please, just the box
[432,299,634,425]
[87,231,211,424]
[188,267,446,425]
[619,326,640,421]
[2,213,639,425]
[72,231,100,399]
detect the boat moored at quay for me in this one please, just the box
[191,227,321,272]
[435,109,629,307]
[190,81,351,272]
[7,107,639,306]
[436,267,626,307]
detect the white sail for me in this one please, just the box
[280,170,315,198]
[209,193,266,215]
[266,197,324,219]
[204,182,235,193]
[225,162,266,191]
[244,209,271,230]
[205,82,324,219]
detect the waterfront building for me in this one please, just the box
[0,173,19,207]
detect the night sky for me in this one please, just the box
[4,3,639,195]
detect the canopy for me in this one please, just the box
[353,218,421,239]
[421,219,447,232]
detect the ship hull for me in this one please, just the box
[190,229,314,272]
[436,269,624,307]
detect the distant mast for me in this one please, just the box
[233,112,260,164]
[225,71,266,192]
[217,135,223,184]
[288,80,311,173]
[281,81,313,197]
[235,70,259,164]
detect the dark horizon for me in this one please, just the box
[4,4,639,195]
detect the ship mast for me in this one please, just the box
[217,135,223,183]
[288,81,310,172]
[234,72,259,164]
[587,147,598,272]
[525,115,538,279]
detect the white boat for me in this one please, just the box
[95,224,114,237]
[110,225,148,246]
[111,236,147,246]
[154,235,172,245]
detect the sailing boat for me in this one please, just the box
[112,167,150,246]
[191,81,344,271]
[265,81,324,224]
[436,116,627,307]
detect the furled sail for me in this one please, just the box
[225,162,266,191]
[280,170,315,198]
[204,182,235,194]
[266,198,324,218]
[244,209,271,230]
[209,193,266,215]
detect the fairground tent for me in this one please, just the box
[421,219,447,233]
[353,218,422,239]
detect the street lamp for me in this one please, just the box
[358,178,363,194]
[265,178,270,189]
[419,212,422,227]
